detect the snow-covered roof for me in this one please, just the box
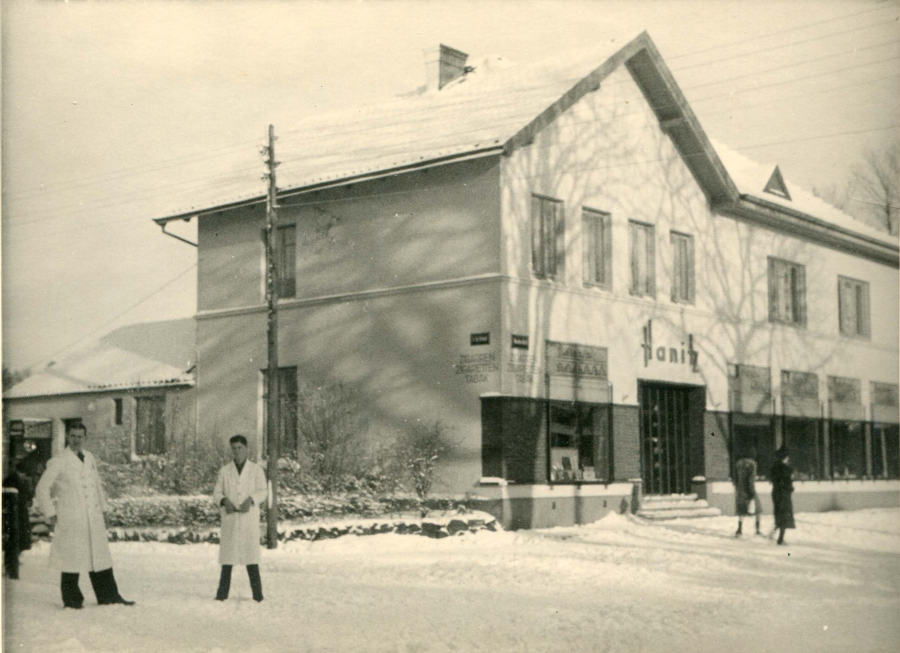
[153,36,639,221]
[712,140,897,247]
[153,32,896,258]
[3,318,195,399]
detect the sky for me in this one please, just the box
[2,0,898,372]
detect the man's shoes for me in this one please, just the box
[63,603,84,610]
[253,596,264,603]
[99,596,135,606]
[215,596,227,601]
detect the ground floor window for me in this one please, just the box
[261,366,299,456]
[871,423,900,480]
[783,417,826,480]
[549,401,610,482]
[829,421,866,479]
[135,396,166,455]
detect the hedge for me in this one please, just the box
[102,492,489,529]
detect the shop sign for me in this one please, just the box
[511,335,529,349]
[641,319,699,372]
[470,332,490,346]
[546,341,608,379]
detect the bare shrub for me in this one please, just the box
[394,421,456,501]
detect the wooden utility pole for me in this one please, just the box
[263,124,280,549]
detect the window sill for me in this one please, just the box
[838,332,871,342]
[768,318,806,329]
[583,282,612,292]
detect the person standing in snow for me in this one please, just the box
[213,434,268,602]
[734,447,762,537]
[34,425,134,608]
[770,448,795,545]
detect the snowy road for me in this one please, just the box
[3,509,899,653]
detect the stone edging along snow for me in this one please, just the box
[106,511,501,545]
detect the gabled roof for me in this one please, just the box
[152,32,897,265]
[3,318,195,400]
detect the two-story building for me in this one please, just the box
[152,33,898,528]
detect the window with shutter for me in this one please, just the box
[583,209,611,289]
[276,224,296,298]
[670,232,694,304]
[629,221,655,297]
[531,195,563,280]
[768,257,806,326]
[838,276,870,338]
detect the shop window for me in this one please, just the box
[783,417,825,480]
[871,423,900,480]
[114,398,123,426]
[768,257,806,326]
[261,366,299,455]
[531,195,564,280]
[582,208,611,289]
[629,221,655,297]
[135,396,166,456]
[276,224,297,298]
[549,401,610,482]
[670,231,694,304]
[838,276,870,339]
[829,421,866,479]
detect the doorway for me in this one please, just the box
[639,382,702,495]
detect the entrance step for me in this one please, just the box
[637,494,721,520]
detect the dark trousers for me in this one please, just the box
[216,564,263,601]
[61,568,124,607]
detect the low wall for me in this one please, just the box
[475,482,634,530]
[704,480,900,515]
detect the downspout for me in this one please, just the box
[158,221,198,247]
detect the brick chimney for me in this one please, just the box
[423,44,469,91]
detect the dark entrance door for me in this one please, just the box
[639,382,694,495]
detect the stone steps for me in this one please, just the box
[637,494,722,520]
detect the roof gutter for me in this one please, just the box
[717,195,899,268]
[152,146,505,225]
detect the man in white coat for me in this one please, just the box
[34,425,134,608]
[213,434,268,602]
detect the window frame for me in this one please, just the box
[582,207,612,290]
[837,275,870,340]
[261,366,299,456]
[531,194,564,281]
[768,256,806,327]
[629,220,656,298]
[669,230,695,305]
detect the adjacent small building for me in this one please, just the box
[3,319,196,471]
[149,33,898,528]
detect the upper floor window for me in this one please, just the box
[670,231,694,304]
[768,257,805,326]
[531,195,564,280]
[114,398,123,426]
[582,208,611,289]
[276,224,296,299]
[629,221,655,297]
[838,276,870,339]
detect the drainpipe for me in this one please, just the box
[158,220,198,247]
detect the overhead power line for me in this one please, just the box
[22,263,198,372]
[3,3,895,204]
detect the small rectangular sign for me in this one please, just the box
[470,332,490,346]
[511,335,529,349]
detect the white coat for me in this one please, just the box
[34,448,113,573]
[212,460,268,565]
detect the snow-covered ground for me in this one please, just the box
[3,509,899,653]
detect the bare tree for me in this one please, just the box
[837,144,899,235]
